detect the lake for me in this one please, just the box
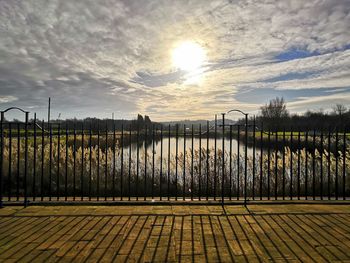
[121,137,256,160]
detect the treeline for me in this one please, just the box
[23,114,160,131]
[238,97,350,131]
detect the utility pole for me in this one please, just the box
[48,97,51,123]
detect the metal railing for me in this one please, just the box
[0,110,349,206]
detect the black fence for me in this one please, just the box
[0,110,349,206]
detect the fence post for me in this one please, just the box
[221,113,225,206]
[24,112,29,207]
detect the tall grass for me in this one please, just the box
[1,136,349,199]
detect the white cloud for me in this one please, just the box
[288,92,350,113]
[0,96,18,104]
[0,0,349,120]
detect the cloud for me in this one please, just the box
[288,92,350,113]
[0,0,349,120]
[0,95,17,104]
[131,70,185,87]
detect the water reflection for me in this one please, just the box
[122,137,255,159]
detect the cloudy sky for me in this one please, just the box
[0,0,349,121]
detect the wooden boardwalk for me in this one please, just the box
[0,205,349,262]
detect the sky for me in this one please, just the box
[0,0,349,121]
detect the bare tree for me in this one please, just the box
[332,104,347,116]
[260,97,289,119]
[332,104,348,125]
[259,97,289,129]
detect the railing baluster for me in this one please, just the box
[89,123,92,201]
[222,114,225,203]
[343,131,346,200]
[260,123,263,200]
[152,124,155,200]
[320,131,323,200]
[105,122,108,201]
[312,129,316,200]
[160,125,163,200]
[81,123,84,201]
[252,117,256,200]
[24,112,28,207]
[274,129,278,200]
[168,124,171,201]
[33,115,36,201]
[73,123,77,201]
[49,123,52,201]
[297,129,301,200]
[282,128,286,200]
[267,128,270,200]
[214,116,217,200]
[328,127,331,200]
[290,127,293,200]
[183,124,186,200]
[65,123,68,201]
[57,123,60,201]
[305,131,308,200]
[237,125,240,200]
[175,124,178,201]
[229,125,232,200]
[113,121,116,201]
[206,121,209,200]
[199,124,201,201]
[136,124,139,201]
[191,124,194,201]
[244,115,248,204]
[17,123,20,201]
[128,125,132,201]
[8,123,12,201]
[144,125,147,200]
[335,128,339,200]
[121,124,124,200]
[97,121,100,201]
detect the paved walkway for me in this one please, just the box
[0,205,349,262]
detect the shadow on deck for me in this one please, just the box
[0,205,349,262]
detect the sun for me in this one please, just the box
[172,41,206,72]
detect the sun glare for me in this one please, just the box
[172,41,206,72]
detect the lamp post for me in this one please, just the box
[0,107,30,208]
[224,109,249,206]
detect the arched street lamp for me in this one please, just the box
[0,107,30,208]
[221,109,249,206]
